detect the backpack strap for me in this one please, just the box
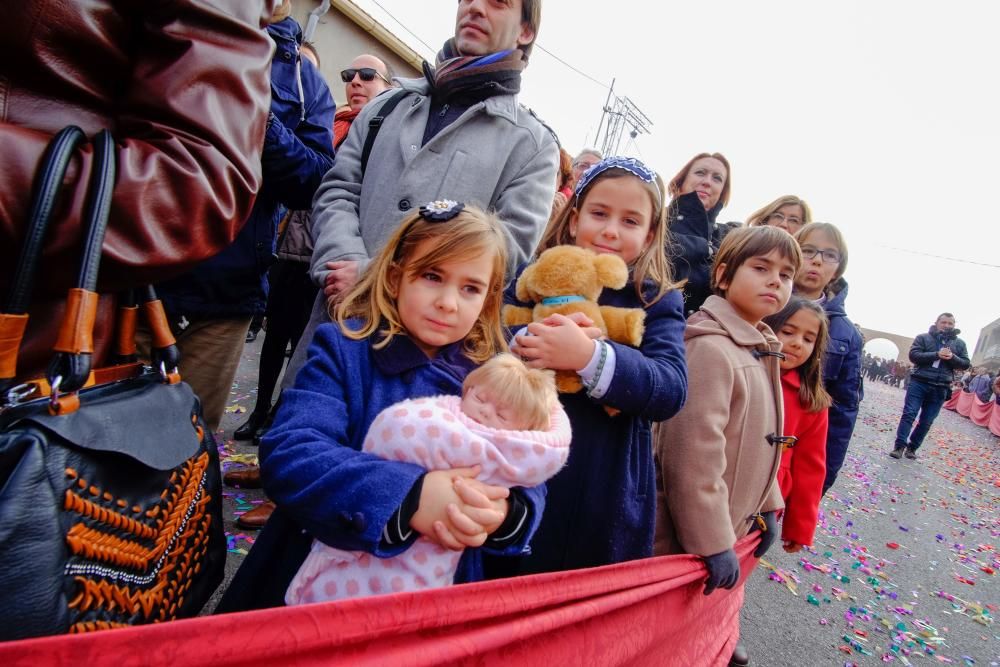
[360,89,412,178]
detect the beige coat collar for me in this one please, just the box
[690,295,782,353]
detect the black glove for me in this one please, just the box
[703,549,740,595]
[751,511,779,558]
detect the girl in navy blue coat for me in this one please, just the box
[217,202,545,611]
[792,222,863,494]
[505,157,688,573]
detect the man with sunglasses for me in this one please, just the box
[335,55,394,149]
[341,56,394,115]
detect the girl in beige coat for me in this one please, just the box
[654,226,803,596]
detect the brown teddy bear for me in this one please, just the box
[503,245,645,396]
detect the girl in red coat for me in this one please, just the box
[763,297,832,552]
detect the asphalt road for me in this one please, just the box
[211,338,999,666]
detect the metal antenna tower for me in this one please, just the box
[594,78,653,157]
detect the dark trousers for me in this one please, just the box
[894,379,949,450]
[251,260,318,415]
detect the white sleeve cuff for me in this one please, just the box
[577,341,617,399]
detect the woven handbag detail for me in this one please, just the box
[62,448,215,631]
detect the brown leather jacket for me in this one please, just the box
[0,0,276,381]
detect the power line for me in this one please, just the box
[367,0,436,56]
[877,244,1000,269]
[534,44,609,89]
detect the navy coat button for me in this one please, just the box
[398,198,411,211]
[351,512,367,533]
[282,51,292,60]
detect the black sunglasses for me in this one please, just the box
[340,67,390,84]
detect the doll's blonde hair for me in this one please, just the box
[335,205,508,363]
[463,353,557,431]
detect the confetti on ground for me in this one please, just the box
[747,382,999,665]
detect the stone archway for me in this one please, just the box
[864,338,900,362]
[857,327,913,363]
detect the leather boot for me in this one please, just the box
[729,640,749,667]
[889,447,905,459]
[237,500,275,530]
[223,465,262,488]
[904,447,917,459]
[234,409,270,441]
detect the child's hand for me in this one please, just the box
[782,540,803,553]
[541,312,604,340]
[411,467,505,550]
[452,477,509,535]
[517,313,596,371]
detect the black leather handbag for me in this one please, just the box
[0,127,226,640]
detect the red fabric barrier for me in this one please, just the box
[0,537,761,666]
[945,389,1000,437]
[956,390,975,417]
[970,395,993,427]
[944,390,962,410]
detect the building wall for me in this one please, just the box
[972,317,1000,370]
[290,1,423,109]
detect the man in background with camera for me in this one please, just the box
[890,312,970,459]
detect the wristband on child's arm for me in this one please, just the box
[578,340,616,399]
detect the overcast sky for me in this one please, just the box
[351,0,998,356]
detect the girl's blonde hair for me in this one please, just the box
[762,297,832,412]
[536,166,677,306]
[794,222,849,290]
[335,205,508,363]
[746,195,813,228]
[463,353,557,431]
[711,226,803,297]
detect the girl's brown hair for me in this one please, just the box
[667,152,732,209]
[536,167,677,306]
[711,226,803,297]
[746,195,813,228]
[763,297,833,412]
[556,148,573,191]
[335,206,508,363]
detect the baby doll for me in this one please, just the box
[285,354,571,604]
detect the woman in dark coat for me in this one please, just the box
[665,152,733,315]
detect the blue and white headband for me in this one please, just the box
[574,156,661,207]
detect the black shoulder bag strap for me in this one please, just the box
[360,89,412,178]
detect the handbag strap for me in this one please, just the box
[111,286,180,381]
[0,127,87,393]
[47,129,116,411]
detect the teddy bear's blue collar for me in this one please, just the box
[541,295,587,306]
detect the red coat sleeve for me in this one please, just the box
[780,406,829,546]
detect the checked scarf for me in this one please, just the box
[423,38,525,102]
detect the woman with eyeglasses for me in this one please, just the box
[665,152,732,315]
[747,195,812,235]
[792,222,863,495]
